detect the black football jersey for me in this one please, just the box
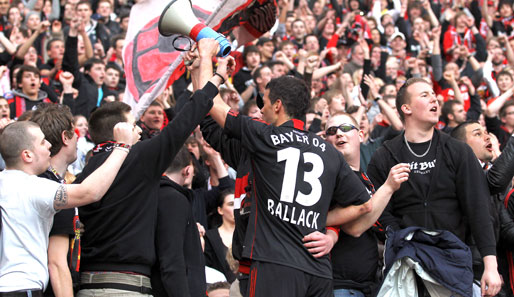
[224,113,371,278]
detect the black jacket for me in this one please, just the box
[200,115,253,265]
[74,82,218,276]
[367,129,497,258]
[151,176,206,297]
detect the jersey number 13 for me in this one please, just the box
[277,147,324,207]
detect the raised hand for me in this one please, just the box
[384,163,410,191]
[197,38,220,59]
[113,122,136,145]
[215,55,236,81]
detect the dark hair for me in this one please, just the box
[206,282,230,293]
[10,64,22,86]
[252,65,270,82]
[185,134,199,146]
[396,77,431,121]
[84,58,105,72]
[217,188,235,208]
[441,100,462,124]
[379,83,396,96]
[303,33,319,45]
[499,0,514,9]
[106,63,122,75]
[89,101,131,144]
[497,70,513,82]
[213,188,235,226]
[76,0,92,10]
[243,45,259,63]
[17,110,35,121]
[278,40,295,51]
[500,100,514,119]
[111,34,125,49]
[46,38,64,52]
[165,145,192,174]
[16,65,40,89]
[31,103,74,156]
[266,76,311,119]
[0,121,39,167]
[144,101,163,112]
[265,60,285,69]
[242,99,258,116]
[450,120,480,142]
[119,11,130,21]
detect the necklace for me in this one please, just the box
[404,134,432,158]
[49,166,65,183]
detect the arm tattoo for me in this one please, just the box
[54,185,68,208]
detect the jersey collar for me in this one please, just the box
[280,119,305,131]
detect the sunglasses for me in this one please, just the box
[326,124,358,136]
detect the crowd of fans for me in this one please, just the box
[2,0,514,296]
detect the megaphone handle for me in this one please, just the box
[190,24,232,57]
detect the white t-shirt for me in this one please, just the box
[0,170,60,292]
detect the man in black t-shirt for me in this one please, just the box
[32,104,81,297]
[209,74,409,297]
[367,78,502,297]
[324,112,407,297]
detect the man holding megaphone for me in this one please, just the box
[74,38,231,297]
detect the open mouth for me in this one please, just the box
[430,106,437,112]
[486,143,493,151]
[336,140,347,146]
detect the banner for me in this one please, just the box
[123,0,277,119]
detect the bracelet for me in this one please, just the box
[114,146,130,153]
[374,96,382,102]
[114,142,131,152]
[213,72,225,85]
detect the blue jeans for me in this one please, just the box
[333,288,365,297]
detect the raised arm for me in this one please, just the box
[486,87,514,117]
[209,56,237,129]
[57,123,134,209]
[15,21,49,60]
[336,163,410,237]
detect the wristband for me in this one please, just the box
[374,95,382,102]
[327,226,340,237]
[114,142,131,152]
[114,146,130,153]
[213,72,225,85]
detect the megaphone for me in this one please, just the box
[158,0,232,57]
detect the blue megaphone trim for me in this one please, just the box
[195,26,232,57]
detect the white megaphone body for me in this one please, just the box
[158,0,232,57]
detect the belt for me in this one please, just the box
[79,283,152,294]
[80,272,152,295]
[0,290,43,297]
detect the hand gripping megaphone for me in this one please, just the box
[158,0,232,57]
